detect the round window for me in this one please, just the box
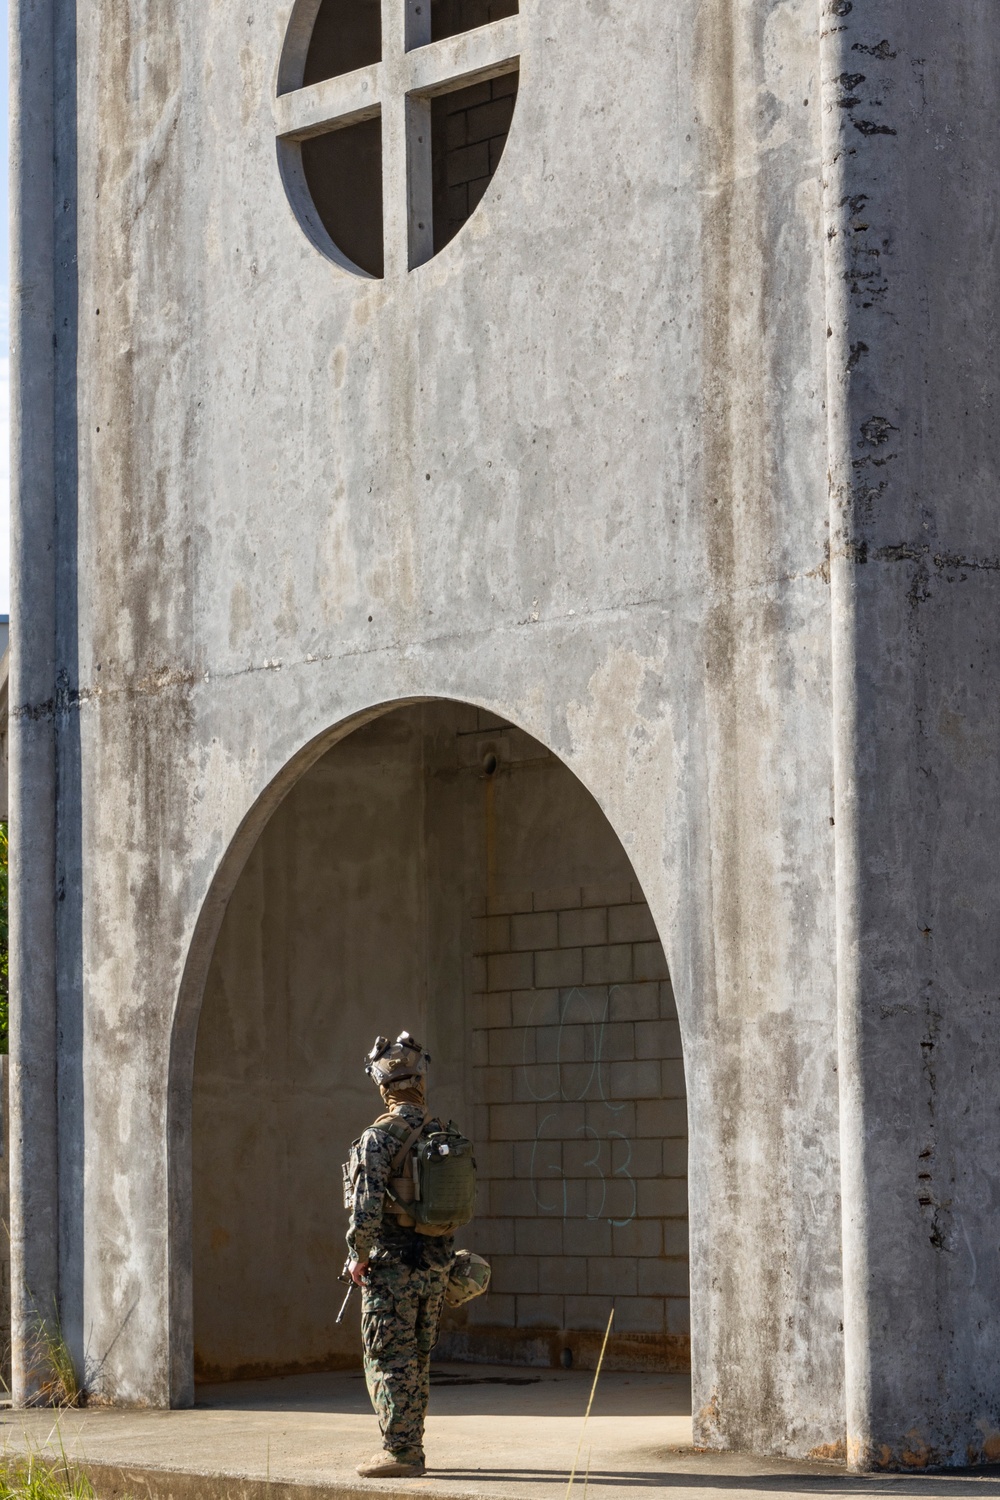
[276,0,521,278]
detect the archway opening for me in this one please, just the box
[191,702,689,1383]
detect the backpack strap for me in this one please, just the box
[368,1108,430,1226]
[391,1117,428,1173]
[371,1108,428,1173]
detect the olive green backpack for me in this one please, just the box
[377,1112,478,1237]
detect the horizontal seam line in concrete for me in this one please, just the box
[8,575,840,713]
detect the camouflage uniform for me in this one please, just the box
[348,1102,454,1464]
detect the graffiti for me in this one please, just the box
[524,987,638,1227]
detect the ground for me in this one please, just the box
[4,1366,1000,1500]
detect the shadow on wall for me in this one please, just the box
[194,1364,692,1420]
[191,700,688,1383]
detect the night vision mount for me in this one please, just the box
[365,1031,432,1088]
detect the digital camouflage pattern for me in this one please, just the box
[348,1102,454,1460]
[445,1249,491,1306]
[361,1257,451,1460]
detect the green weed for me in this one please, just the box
[0,1455,94,1500]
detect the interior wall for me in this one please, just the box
[438,712,689,1371]
[303,0,381,83]
[192,701,688,1380]
[449,890,687,1369]
[192,709,431,1379]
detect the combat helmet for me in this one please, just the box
[365,1031,431,1089]
[445,1250,492,1306]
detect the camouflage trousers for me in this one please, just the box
[361,1258,449,1461]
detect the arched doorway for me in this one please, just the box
[190,701,688,1383]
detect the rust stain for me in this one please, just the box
[898,1431,939,1469]
[209,1226,231,1253]
[809,1440,847,1463]
[697,1388,722,1435]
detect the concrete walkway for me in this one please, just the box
[2,1366,999,1500]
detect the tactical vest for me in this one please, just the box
[345,1110,477,1238]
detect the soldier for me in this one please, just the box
[346,1032,455,1479]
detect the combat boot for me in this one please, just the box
[356,1450,426,1478]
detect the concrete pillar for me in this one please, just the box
[822,0,1000,1469]
[9,0,61,1409]
[1,1057,11,1388]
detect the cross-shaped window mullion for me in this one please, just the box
[274,62,383,140]
[390,15,520,274]
[404,17,520,97]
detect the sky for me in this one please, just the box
[0,0,9,616]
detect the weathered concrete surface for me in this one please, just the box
[13,0,839,1457]
[820,0,1000,1474]
[2,1365,700,1499]
[0,647,10,820]
[9,0,61,1417]
[13,0,1000,1473]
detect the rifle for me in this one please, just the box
[336,1260,359,1324]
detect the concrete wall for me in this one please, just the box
[820,1,1000,1470]
[0,648,9,821]
[18,0,1000,1471]
[192,703,687,1379]
[193,709,429,1379]
[0,657,9,1379]
[13,0,845,1456]
[0,1059,10,1390]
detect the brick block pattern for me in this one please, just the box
[432,73,518,253]
[467,890,688,1336]
[432,0,519,40]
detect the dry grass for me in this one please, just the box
[25,1313,81,1409]
[566,1306,614,1500]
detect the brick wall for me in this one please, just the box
[432,74,518,253]
[431,0,518,41]
[460,882,689,1357]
